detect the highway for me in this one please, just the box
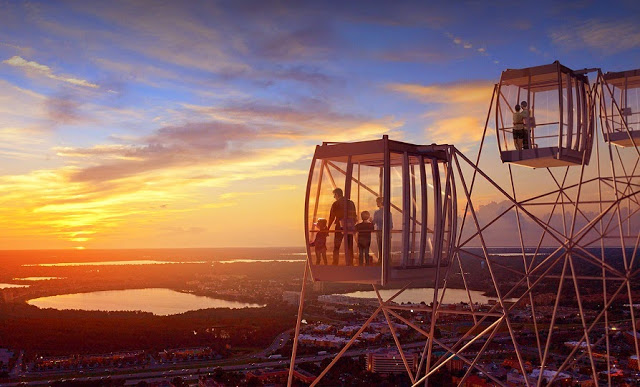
[0,331,566,386]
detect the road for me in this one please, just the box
[0,332,559,386]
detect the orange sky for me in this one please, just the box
[1,1,639,249]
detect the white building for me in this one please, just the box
[282,291,300,306]
[366,349,418,375]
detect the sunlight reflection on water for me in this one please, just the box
[27,288,264,315]
[22,260,207,267]
[339,288,517,304]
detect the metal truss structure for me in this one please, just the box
[288,68,640,386]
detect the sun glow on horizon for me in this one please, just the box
[0,1,638,249]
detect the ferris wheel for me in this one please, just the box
[288,61,640,387]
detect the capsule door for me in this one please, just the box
[305,150,384,284]
[385,152,456,284]
[601,69,640,147]
[496,62,593,167]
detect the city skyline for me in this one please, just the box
[1,1,640,249]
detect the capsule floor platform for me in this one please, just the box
[501,146,585,168]
[604,130,640,147]
[311,265,382,284]
[310,263,448,285]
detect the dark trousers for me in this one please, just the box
[376,231,383,264]
[333,227,354,266]
[358,244,371,266]
[315,248,327,265]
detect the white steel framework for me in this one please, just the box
[288,69,640,386]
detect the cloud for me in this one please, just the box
[20,87,401,246]
[270,65,340,86]
[376,49,462,63]
[160,226,206,234]
[3,56,99,88]
[550,19,640,54]
[250,24,337,60]
[60,121,258,183]
[448,34,474,51]
[374,38,467,63]
[182,98,403,141]
[0,80,53,160]
[386,80,495,147]
[0,41,36,57]
[427,116,486,144]
[0,79,47,124]
[387,80,494,105]
[443,32,499,63]
[45,94,86,124]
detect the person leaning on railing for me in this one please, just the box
[521,101,530,149]
[512,104,525,150]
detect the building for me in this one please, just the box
[245,368,316,384]
[282,291,300,306]
[317,294,377,306]
[366,349,418,375]
[369,321,409,334]
[337,325,360,336]
[502,358,533,373]
[312,323,333,334]
[529,368,571,384]
[624,330,640,347]
[199,378,226,387]
[506,369,535,385]
[463,374,491,387]
[446,356,465,373]
[564,341,593,349]
[298,333,353,348]
[359,332,381,342]
[629,355,639,371]
[159,347,213,362]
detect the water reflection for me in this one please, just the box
[23,260,207,267]
[217,259,304,264]
[339,288,515,305]
[27,288,264,316]
[13,277,65,281]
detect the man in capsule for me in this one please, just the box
[521,101,530,149]
[512,104,525,151]
[328,188,357,266]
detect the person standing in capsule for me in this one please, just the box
[309,218,328,265]
[328,188,357,266]
[373,196,392,265]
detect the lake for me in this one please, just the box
[23,258,305,267]
[22,260,207,267]
[340,287,516,305]
[26,288,265,316]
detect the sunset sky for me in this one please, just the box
[1,1,640,249]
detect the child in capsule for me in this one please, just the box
[355,211,374,266]
[309,218,328,265]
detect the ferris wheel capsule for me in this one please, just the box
[495,61,595,168]
[600,68,640,147]
[304,136,456,286]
